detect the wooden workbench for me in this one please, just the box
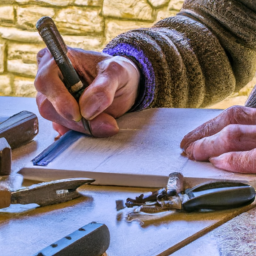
[0,96,256,256]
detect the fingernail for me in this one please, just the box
[73,114,82,122]
[74,116,82,122]
[181,151,187,157]
[37,48,47,58]
[186,144,195,160]
[209,156,220,166]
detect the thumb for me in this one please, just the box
[90,112,119,137]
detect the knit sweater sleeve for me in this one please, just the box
[103,0,256,109]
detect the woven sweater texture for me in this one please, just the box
[103,0,256,109]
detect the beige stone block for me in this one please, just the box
[0,44,5,73]
[0,27,41,43]
[105,20,152,43]
[15,0,30,3]
[168,0,184,11]
[8,60,37,77]
[0,75,12,96]
[36,0,73,6]
[16,0,73,6]
[8,43,44,64]
[74,0,102,6]
[103,0,153,21]
[0,6,14,23]
[17,6,55,30]
[55,7,103,34]
[148,0,169,8]
[156,8,177,22]
[14,77,36,97]
[63,35,103,51]
[1,0,15,4]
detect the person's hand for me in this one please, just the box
[180,106,256,173]
[34,47,140,138]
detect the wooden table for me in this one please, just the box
[0,97,256,256]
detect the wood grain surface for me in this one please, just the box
[1,97,256,256]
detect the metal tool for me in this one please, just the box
[0,138,11,175]
[0,111,38,149]
[36,16,92,135]
[183,180,255,212]
[0,178,95,209]
[34,222,110,256]
[126,172,255,212]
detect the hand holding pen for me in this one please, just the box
[35,17,140,138]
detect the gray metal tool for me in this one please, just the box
[36,16,92,135]
[126,172,255,212]
[34,222,110,256]
[0,178,95,209]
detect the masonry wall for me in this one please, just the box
[0,0,254,108]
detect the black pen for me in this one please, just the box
[36,16,92,135]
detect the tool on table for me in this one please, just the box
[0,111,38,175]
[0,111,38,149]
[0,178,95,209]
[125,172,255,213]
[34,222,110,256]
[0,138,11,175]
[36,16,92,135]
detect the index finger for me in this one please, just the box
[35,49,81,122]
[180,106,256,150]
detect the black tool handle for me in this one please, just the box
[36,16,87,100]
[183,182,255,212]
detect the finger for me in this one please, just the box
[79,57,135,120]
[90,112,119,137]
[210,148,256,173]
[35,55,81,121]
[185,124,256,161]
[52,122,70,136]
[36,48,52,70]
[67,48,111,85]
[36,92,119,137]
[36,92,85,133]
[180,106,256,150]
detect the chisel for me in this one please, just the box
[36,16,92,135]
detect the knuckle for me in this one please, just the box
[227,105,250,124]
[107,60,124,73]
[36,96,48,119]
[34,74,43,92]
[93,86,113,106]
[222,124,242,148]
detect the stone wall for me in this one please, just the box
[0,0,254,109]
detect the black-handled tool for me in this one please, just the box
[36,16,92,135]
[183,181,255,212]
[125,173,256,213]
[34,222,110,256]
